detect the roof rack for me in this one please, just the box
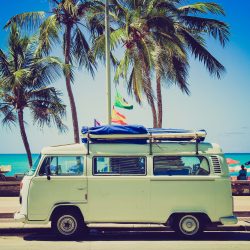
[82,131,206,141]
[81,125,207,155]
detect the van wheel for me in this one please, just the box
[52,210,84,238]
[173,214,203,239]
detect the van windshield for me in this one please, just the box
[26,154,42,176]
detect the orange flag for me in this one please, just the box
[111,108,127,125]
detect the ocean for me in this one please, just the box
[1,153,250,177]
[0,154,40,176]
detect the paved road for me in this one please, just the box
[0,229,250,250]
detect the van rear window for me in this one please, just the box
[153,156,209,176]
[93,157,146,175]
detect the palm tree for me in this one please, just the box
[0,25,67,167]
[98,0,229,128]
[148,0,230,127]
[5,0,102,142]
[94,0,158,126]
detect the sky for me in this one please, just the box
[0,0,250,154]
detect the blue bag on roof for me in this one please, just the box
[81,125,206,144]
[81,125,148,144]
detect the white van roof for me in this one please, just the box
[41,142,223,156]
[41,143,87,155]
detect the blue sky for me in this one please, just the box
[0,0,250,153]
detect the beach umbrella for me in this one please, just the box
[226,158,239,165]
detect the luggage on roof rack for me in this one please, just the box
[81,125,206,144]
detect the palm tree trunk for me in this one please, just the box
[143,74,157,128]
[138,51,157,127]
[156,71,163,128]
[65,24,80,143]
[17,109,32,167]
[149,87,158,128]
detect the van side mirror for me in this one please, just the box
[45,165,51,181]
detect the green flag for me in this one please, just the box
[114,92,133,110]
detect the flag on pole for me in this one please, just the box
[114,92,133,110]
[111,107,127,125]
[94,119,101,127]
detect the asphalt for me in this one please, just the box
[0,196,250,233]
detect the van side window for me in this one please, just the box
[39,156,84,176]
[153,156,210,176]
[93,157,146,175]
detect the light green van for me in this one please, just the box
[15,130,237,238]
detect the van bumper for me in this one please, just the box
[14,212,26,223]
[220,215,238,225]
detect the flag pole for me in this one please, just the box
[105,0,111,125]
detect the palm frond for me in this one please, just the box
[146,0,178,15]
[179,28,225,78]
[5,12,46,31]
[110,28,125,49]
[1,69,29,88]
[114,49,130,82]
[35,15,61,56]
[63,0,78,17]
[30,56,64,88]
[92,31,119,67]
[77,0,103,17]
[72,26,96,76]
[179,2,225,15]
[29,87,67,133]
[110,0,128,18]
[0,105,17,128]
[127,67,142,104]
[180,16,230,47]
[0,49,11,77]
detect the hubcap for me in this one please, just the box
[179,215,199,235]
[57,215,77,236]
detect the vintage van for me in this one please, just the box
[15,125,237,238]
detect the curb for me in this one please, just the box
[234,211,250,217]
[0,213,13,219]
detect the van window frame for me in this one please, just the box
[153,155,210,176]
[37,155,85,177]
[92,156,147,176]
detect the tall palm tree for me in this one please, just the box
[0,25,67,167]
[148,0,230,127]
[5,0,102,142]
[94,0,158,126]
[97,0,229,128]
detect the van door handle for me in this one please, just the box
[77,187,85,190]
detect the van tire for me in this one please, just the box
[173,214,203,239]
[52,209,84,238]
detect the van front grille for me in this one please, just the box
[210,156,222,174]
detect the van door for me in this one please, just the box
[28,155,87,221]
[150,155,215,223]
[87,155,150,223]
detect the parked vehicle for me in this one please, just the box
[15,125,237,238]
